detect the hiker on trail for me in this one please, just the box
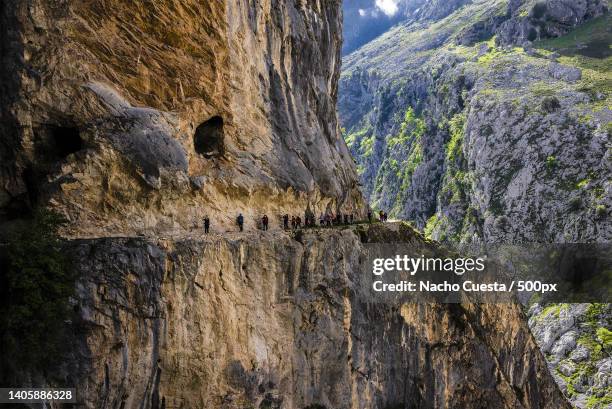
[326,214,332,227]
[379,210,384,222]
[237,213,244,232]
[367,210,372,223]
[262,214,269,231]
[204,215,210,234]
[383,212,388,222]
[283,214,289,230]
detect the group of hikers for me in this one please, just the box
[200,209,390,234]
[377,210,389,222]
[282,212,356,229]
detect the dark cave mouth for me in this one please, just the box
[47,125,84,159]
[19,124,84,209]
[194,116,224,158]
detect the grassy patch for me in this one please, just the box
[537,303,569,321]
[546,155,557,171]
[586,392,612,409]
[530,81,557,98]
[424,214,439,239]
[596,327,612,348]
[360,135,375,157]
[344,125,372,150]
[388,107,426,148]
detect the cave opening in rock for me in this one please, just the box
[194,116,224,158]
[49,125,83,158]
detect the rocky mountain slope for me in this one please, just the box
[339,0,611,407]
[340,0,610,243]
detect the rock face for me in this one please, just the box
[47,224,568,408]
[496,0,610,46]
[0,0,363,237]
[528,303,612,408]
[0,1,584,408]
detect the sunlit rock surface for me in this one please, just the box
[64,223,570,408]
[0,0,363,237]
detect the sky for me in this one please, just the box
[342,0,421,55]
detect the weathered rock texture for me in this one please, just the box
[0,0,363,237]
[528,303,611,408]
[0,1,583,408]
[497,0,610,46]
[51,224,569,408]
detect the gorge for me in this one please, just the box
[0,0,608,408]
[339,0,611,407]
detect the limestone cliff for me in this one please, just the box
[0,0,363,237]
[20,223,571,408]
[0,1,578,408]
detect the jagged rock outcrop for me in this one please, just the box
[0,0,363,237]
[496,0,609,46]
[25,223,569,408]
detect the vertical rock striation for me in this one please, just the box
[59,224,569,408]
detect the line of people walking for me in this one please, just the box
[201,208,389,234]
[365,210,388,223]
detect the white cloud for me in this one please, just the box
[358,8,367,17]
[375,0,399,17]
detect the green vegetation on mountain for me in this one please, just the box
[340,1,611,407]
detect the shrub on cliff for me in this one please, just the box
[0,209,75,382]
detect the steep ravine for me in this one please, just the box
[340,0,610,243]
[0,0,585,408]
[339,0,611,407]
